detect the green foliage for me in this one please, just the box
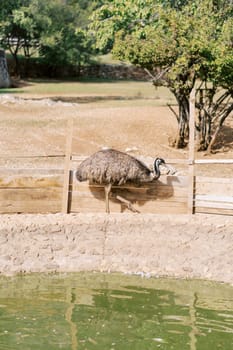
[210,17,233,90]
[0,0,31,60]
[91,0,233,90]
[40,26,93,67]
[0,0,103,72]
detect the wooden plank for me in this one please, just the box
[72,174,189,189]
[195,207,233,216]
[195,201,233,210]
[188,88,195,215]
[195,183,233,193]
[73,207,188,214]
[71,188,187,202]
[195,185,233,196]
[151,175,188,187]
[0,169,64,175]
[0,188,62,201]
[70,197,187,214]
[196,176,233,184]
[71,196,187,208]
[0,201,61,213]
[62,118,73,213]
[71,184,185,197]
[0,176,63,188]
[70,192,188,206]
[0,155,65,159]
[71,181,188,192]
[196,194,233,203]
[71,182,188,193]
[195,159,233,164]
[70,207,187,214]
[195,183,233,198]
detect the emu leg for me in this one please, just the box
[104,184,112,213]
[116,195,140,213]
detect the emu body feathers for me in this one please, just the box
[76,149,166,213]
[76,149,157,185]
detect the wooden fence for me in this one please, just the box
[0,158,232,215]
[0,88,232,215]
[194,160,233,216]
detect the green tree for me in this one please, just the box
[91,0,233,151]
[0,0,31,75]
[33,0,93,69]
[0,0,101,76]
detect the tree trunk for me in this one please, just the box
[174,94,190,148]
[13,52,20,77]
[196,88,233,152]
[196,108,212,151]
[196,88,214,151]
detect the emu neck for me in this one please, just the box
[153,170,160,180]
[153,163,161,180]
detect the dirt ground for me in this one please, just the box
[0,93,232,282]
[0,93,232,175]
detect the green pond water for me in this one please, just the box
[0,273,233,350]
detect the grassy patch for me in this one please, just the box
[1,79,176,106]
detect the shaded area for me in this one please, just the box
[50,95,158,104]
[87,179,174,213]
[211,125,233,152]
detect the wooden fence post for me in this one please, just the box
[188,88,196,214]
[62,118,74,213]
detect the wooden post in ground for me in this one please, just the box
[62,118,74,213]
[188,88,196,215]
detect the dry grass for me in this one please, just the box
[0,80,232,177]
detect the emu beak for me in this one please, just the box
[166,164,177,175]
[162,164,176,175]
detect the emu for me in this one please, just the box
[76,148,169,213]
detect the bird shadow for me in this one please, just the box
[88,177,175,213]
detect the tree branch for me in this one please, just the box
[144,67,170,85]
[167,103,179,122]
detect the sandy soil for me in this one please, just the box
[0,94,232,282]
[0,94,232,175]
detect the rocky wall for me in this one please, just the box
[0,213,233,285]
[8,58,149,80]
[0,49,10,88]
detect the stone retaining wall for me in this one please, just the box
[0,213,233,284]
[8,57,149,80]
[79,64,149,80]
[0,49,10,87]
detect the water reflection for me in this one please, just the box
[0,273,233,350]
